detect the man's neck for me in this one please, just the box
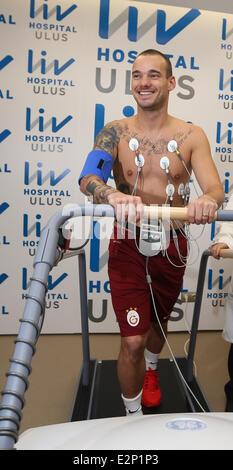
[135,107,170,134]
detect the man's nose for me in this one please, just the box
[140,75,151,87]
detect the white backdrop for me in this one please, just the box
[0,0,233,334]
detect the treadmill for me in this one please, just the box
[0,204,232,450]
[70,248,212,422]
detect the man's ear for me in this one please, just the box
[168,75,176,92]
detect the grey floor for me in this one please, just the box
[0,331,230,436]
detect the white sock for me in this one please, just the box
[121,390,143,416]
[145,349,159,371]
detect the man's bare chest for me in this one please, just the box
[117,131,192,182]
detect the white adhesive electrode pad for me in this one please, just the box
[178,183,185,195]
[160,156,170,170]
[166,183,175,196]
[129,138,139,151]
[167,140,178,152]
[135,154,145,168]
[185,183,190,193]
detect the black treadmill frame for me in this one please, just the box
[70,249,212,421]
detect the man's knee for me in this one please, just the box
[121,334,147,362]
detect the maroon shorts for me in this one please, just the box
[108,226,187,337]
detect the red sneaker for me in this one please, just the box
[142,369,162,407]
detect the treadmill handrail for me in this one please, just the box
[187,248,233,382]
[219,249,233,258]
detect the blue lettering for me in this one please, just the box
[2,236,10,245]
[94,104,105,141]
[94,103,135,141]
[23,213,41,237]
[224,171,230,193]
[175,56,187,69]
[210,221,216,240]
[24,161,70,186]
[222,18,227,40]
[0,202,10,215]
[0,164,11,173]
[216,122,232,144]
[26,107,72,132]
[112,49,124,62]
[47,273,68,290]
[0,89,13,100]
[29,0,77,21]
[128,50,137,63]
[89,280,101,293]
[221,18,233,42]
[0,55,14,71]
[156,9,201,45]
[28,49,75,75]
[104,281,111,293]
[97,47,110,61]
[22,267,68,290]
[219,68,233,92]
[1,306,9,315]
[208,268,231,289]
[128,6,138,42]
[0,273,8,284]
[0,14,15,24]
[190,57,199,70]
[90,221,100,272]
[0,129,11,143]
[99,0,201,44]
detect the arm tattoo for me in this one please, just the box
[81,175,118,204]
[94,125,120,157]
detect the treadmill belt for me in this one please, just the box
[90,359,191,419]
[71,357,209,421]
[91,360,125,419]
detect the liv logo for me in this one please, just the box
[26,107,72,132]
[219,69,233,91]
[22,267,68,290]
[216,122,232,144]
[23,213,42,237]
[99,0,201,44]
[28,50,75,75]
[29,0,77,21]
[24,162,70,186]
[208,268,231,290]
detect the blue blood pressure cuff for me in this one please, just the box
[78,149,114,185]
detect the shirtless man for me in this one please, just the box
[79,49,224,416]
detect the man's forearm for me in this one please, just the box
[80,175,118,204]
[204,184,225,209]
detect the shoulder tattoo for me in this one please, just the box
[94,125,120,157]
